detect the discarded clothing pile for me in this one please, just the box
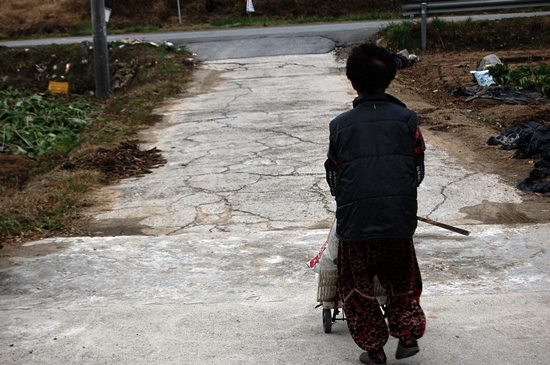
[392,49,420,69]
[487,122,550,196]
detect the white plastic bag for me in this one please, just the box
[478,54,502,70]
[309,219,338,273]
[471,70,496,87]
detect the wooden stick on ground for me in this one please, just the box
[417,216,470,236]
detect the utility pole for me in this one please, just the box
[91,0,110,99]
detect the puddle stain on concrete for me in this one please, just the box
[461,201,538,224]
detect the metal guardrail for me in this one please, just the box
[403,0,550,17]
[402,0,550,49]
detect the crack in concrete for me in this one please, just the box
[428,170,476,218]
[313,178,335,217]
[257,126,323,146]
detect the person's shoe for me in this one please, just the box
[359,348,387,365]
[395,335,419,359]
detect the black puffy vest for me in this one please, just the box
[328,92,419,241]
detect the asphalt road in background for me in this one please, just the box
[1,12,549,60]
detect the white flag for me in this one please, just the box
[246,0,255,13]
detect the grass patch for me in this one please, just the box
[210,12,401,28]
[379,16,550,52]
[109,25,162,35]
[382,21,412,50]
[73,20,93,36]
[210,12,398,28]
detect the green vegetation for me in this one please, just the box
[109,25,162,35]
[209,12,395,28]
[488,64,550,97]
[378,16,550,52]
[0,41,194,241]
[382,22,412,50]
[0,88,99,158]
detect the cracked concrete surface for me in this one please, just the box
[91,54,524,235]
[93,54,349,235]
[1,53,549,365]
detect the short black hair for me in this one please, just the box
[346,43,396,93]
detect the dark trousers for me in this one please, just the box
[337,237,426,351]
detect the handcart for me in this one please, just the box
[310,219,387,333]
[316,270,387,333]
[311,217,469,333]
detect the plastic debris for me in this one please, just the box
[308,219,338,273]
[451,86,478,97]
[465,86,544,104]
[48,80,69,94]
[161,41,175,50]
[517,168,550,196]
[470,70,496,87]
[376,37,388,48]
[478,54,502,71]
[487,122,550,196]
[393,49,420,69]
[120,38,143,45]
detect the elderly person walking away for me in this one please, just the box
[324,43,426,365]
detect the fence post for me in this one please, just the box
[421,2,427,50]
[90,0,110,99]
[177,0,182,24]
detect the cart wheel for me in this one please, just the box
[322,308,332,333]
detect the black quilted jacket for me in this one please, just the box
[327,92,423,241]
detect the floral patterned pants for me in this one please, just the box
[337,237,426,351]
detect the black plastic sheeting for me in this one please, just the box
[487,122,550,196]
[393,53,412,69]
[452,85,550,104]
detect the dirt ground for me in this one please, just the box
[0,154,35,186]
[392,48,550,224]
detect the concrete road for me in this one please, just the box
[1,54,550,364]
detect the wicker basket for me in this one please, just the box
[316,270,387,304]
[316,270,338,302]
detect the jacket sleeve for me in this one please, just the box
[414,126,426,186]
[326,120,339,196]
[324,158,338,196]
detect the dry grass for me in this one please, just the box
[0,168,105,242]
[0,0,89,36]
[0,0,400,37]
